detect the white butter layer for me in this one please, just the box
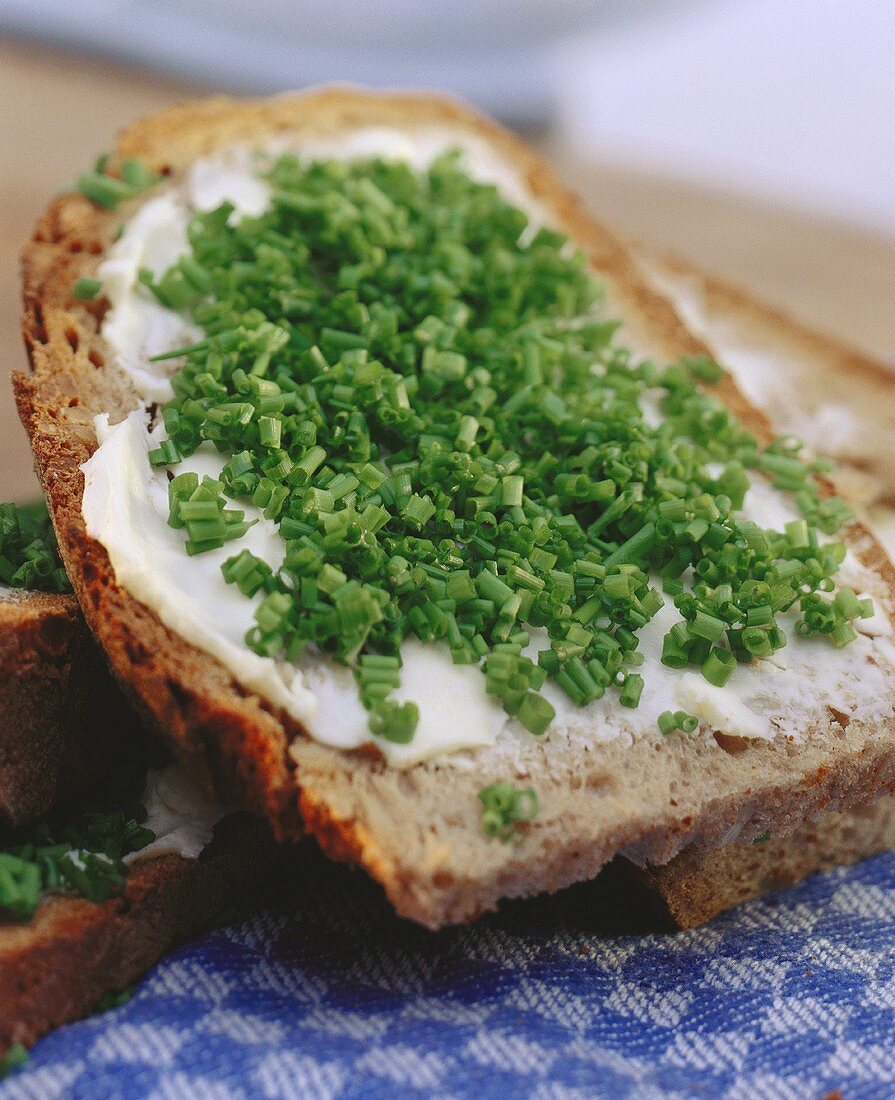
[125,764,224,864]
[651,270,892,486]
[98,194,202,404]
[83,128,895,768]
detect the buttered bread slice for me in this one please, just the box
[16,90,895,927]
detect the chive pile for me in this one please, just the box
[0,501,71,594]
[119,150,867,744]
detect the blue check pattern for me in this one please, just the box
[3,848,895,1100]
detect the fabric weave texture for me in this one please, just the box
[3,847,894,1099]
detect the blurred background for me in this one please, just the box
[2,0,894,499]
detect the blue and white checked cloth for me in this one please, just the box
[3,847,894,1099]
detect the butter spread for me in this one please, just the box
[125,764,224,864]
[99,194,202,404]
[82,128,895,767]
[674,672,769,740]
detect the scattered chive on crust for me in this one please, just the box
[478,782,538,842]
[0,501,70,594]
[75,156,161,211]
[137,150,869,744]
[0,1043,27,1080]
[72,277,102,302]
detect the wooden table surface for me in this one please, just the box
[2,36,894,502]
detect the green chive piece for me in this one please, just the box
[76,172,135,209]
[369,699,419,743]
[0,1043,28,1079]
[619,673,644,708]
[120,158,162,189]
[701,647,737,688]
[516,691,556,735]
[478,782,538,842]
[73,277,103,301]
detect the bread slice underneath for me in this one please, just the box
[15,88,895,928]
[0,813,276,1054]
[0,587,128,828]
[626,795,895,929]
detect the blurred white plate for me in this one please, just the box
[0,0,662,124]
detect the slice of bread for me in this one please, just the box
[0,586,127,828]
[6,533,894,938]
[628,796,895,929]
[0,813,276,1054]
[8,519,893,939]
[15,89,895,928]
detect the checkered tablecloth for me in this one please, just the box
[3,846,894,1099]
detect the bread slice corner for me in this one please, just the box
[631,796,895,929]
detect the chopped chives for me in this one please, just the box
[479,782,538,842]
[657,710,679,735]
[76,172,136,209]
[77,156,160,209]
[0,754,155,923]
[0,500,71,594]
[137,147,865,744]
[73,276,103,301]
[657,709,699,735]
[369,699,419,743]
[701,647,737,688]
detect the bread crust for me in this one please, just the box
[0,589,128,828]
[15,88,895,927]
[0,813,277,1053]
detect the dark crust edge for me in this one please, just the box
[0,590,128,829]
